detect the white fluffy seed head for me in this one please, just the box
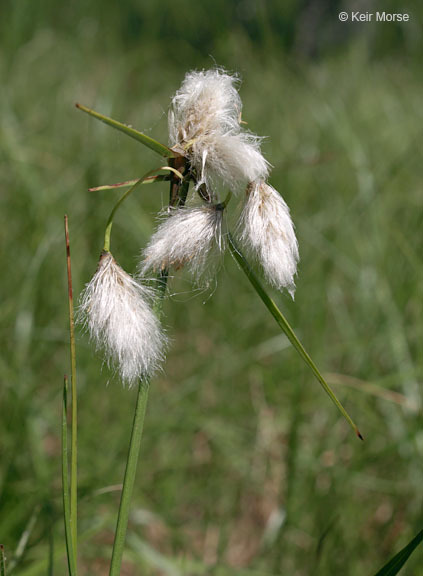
[140,206,224,285]
[168,69,242,145]
[168,69,269,193]
[238,181,299,298]
[79,251,167,385]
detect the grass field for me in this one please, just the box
[0,3,422,575]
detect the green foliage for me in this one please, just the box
[373,529,423,576]
[62,378,76,576]
[75,104,177,158]
[0,2,422,575]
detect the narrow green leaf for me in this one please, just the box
[62,376,76,576]
[373,529,422,576]
[75,103,178,158]
[228,233,363,440]
[108,381,151,576]
[0,545,7,576]
[64,216,78,564]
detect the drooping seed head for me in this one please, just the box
[79,251,167,385]
[238,181,299,298]
[140,206,224,285]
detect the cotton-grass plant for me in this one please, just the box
[62,69,363,576]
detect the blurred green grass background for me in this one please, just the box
[0,1,422,574]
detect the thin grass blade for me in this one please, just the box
[64,216,78,561]
[75,103,178,158]
[228,233,363,440]
[373,529,423,576]
[89,175,169,192]
[108,381,151,576]
[62,376,76,576]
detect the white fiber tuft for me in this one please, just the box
[169,69,269,192]
[238,181,299,297]
[140,206,224,284]
[168,69,242,146]
[79,251,167,385]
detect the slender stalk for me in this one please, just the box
[75,103,178,158]
[109,275,168,576]
[109,166,184,576]
[62,376,76,576]
[64,215,78,562]
[217,190,232,210]
[228,233,363,440]
[108,380,150,576]
[103,167,183,252]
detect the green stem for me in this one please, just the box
[75,103,178,158]
[216,191,232,210]
[62,376,76,576]
[228,233,363,440]
[109,172,183,576]
[64,216,78,564]
[108,380,150,576]
[108,275,168,576]
[103,167,183,252]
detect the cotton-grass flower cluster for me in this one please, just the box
[168,69,269,192]
[79,67,299,386]
[167,68,298,295]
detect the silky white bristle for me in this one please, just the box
[79,251,167,385]
[168,69,269,192]
[238,181,299,297]
[168,69,242,145]
[140,206,224,284]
